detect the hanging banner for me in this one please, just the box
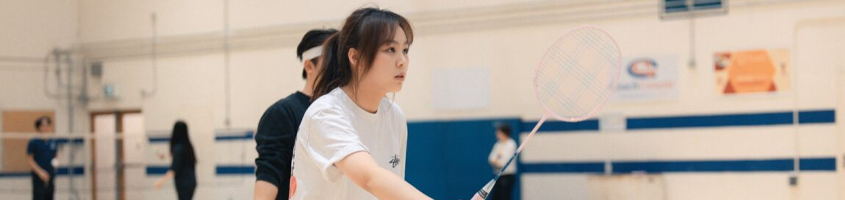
[714,49,791,95]
[611,55,679,101]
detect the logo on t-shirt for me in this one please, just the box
[389,154,400,168]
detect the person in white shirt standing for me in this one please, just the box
[291,6,432,200]
[488,123,517,200]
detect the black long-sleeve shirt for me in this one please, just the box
[171,144,197,188]
[254,91,310,199]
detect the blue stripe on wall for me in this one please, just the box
[800,158,837,171]
[626,110,835,130]
[519,162,606,173]
[216,165,254,175]
[520,158,836,174]
[56,167,85,175]
[215,131,255,141]
[149,137,169,143]
[149,130,256,142]
[613,158,836,173]
[522,110,835,132]
[628,112,791,129]
[0,167,85,177]
[523,119,599,132]
[147,166,169,175]
[799,110,836,124]
[55,138,85,145]
[0,172,29,177]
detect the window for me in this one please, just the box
[662,0,727,19]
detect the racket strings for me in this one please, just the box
[545,46,604,98]
[548,34,613,96]
[571,28,619,75]
[568,30,618,92]
[540,75,587,115]
[537,75,585,116]
[536,27,620,121]
[540,49,612,117]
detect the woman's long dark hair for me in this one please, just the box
[311,7,414,100]
[170,121,197,165]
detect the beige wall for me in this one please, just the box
[2,0,845,199]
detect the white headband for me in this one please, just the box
[301,46,323,62]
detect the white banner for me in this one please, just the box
[611,55,679,101]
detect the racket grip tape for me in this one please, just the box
[471,179,496,200]
[471,192,486,200]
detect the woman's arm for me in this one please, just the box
[157,145,183,189]
[153,170,175,189]
[336,152,432,200]
[253,180,279,200]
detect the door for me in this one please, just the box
[91,111,144,200]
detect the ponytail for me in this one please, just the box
[312,33,352,101]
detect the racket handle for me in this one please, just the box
[471,179,496,200]
[471,193,486,200]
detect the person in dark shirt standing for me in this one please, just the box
[154,121,197,200]
[27,116,57,200]
[253,28,337,200]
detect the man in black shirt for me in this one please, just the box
[28,116,57,200]
[253,28,337,200]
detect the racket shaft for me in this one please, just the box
[471,117,547,200]
[497,116,546,176]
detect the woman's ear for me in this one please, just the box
[304,60,316,74]
[348,48,359,66]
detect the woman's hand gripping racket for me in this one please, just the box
[471,26,622,200]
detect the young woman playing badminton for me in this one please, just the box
[291,7,432,200]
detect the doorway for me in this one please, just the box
[90,110,145,200]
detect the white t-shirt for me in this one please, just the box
[488,138,517,175]
[292,88,408,200]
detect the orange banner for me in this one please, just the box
[714,49,791,95]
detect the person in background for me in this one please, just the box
[27,116,57,200]
[488,123,517,200]
[254,28,337,200]
[154,121,198,200]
